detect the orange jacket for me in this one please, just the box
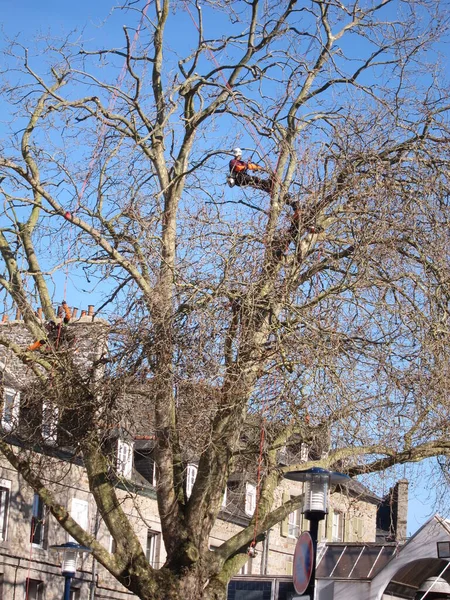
[229,158,262,173]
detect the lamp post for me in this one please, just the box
[50,542,92,600]
[285,467,350,599]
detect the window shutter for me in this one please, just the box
[117,439,133,479]
[343,514,350,541]
[351,516,363,542]
[326,512,333,541]
[280,491,290,537]
[186,464,198,498]
[2,388,20,431]
[357,516,364,541]
[318,520,325,541]
[245,483,256,516]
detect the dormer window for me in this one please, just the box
[134,446,157,486]
[2,388,20,432]
[245,483,256,516]
[117,439,133,479]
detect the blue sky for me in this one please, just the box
[1,0,449,536]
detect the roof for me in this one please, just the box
[336,479,381,505]
[384,558,450,598]
[316,543,398,579]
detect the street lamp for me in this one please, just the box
[50,542,92,600]
[285,467,350,599]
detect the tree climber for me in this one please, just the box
[228,147,298,206]
[227,148,322,256]
[227,148,272,193]
[27,302,74,352]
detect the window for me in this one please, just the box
[146,530,160,568]
[332,511,344,542]
[42,401,59,445]
[300,443,309,462]
[186,464,197,499]
[30,494,46,548]
[134,448,156,485]
[245,483,256,517]
[69,588,80,600]
[117,439,133,479]
[288,508,301,538]
[26,578,43,600]
[2,388,20,432]
[239,556,252,575]
[0,479,10,541]
[69,498,89,543]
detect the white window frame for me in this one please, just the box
[149,456,157,486]
[0,478,11,541]
[69,498,89,543]
[332,510,344,542]
[300,443,309,462]
[42,401,59,446]
[245,483,256,517]
[186,464,197,499]
[222,486,227,508]
[146,530,160,568]
[2,387,20,432]
[117,439,133,479]
[288,508,301,539]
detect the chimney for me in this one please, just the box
[1,314,8,323]
[72,307,78,319]
[88,305,95,317]
[81,310,87,317]
[15,309,21,320]
[394,479,409,543]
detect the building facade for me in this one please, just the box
[0,318,381,600]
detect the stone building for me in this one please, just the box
[0,317,382,600]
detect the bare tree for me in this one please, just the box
[0,1,449,598]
